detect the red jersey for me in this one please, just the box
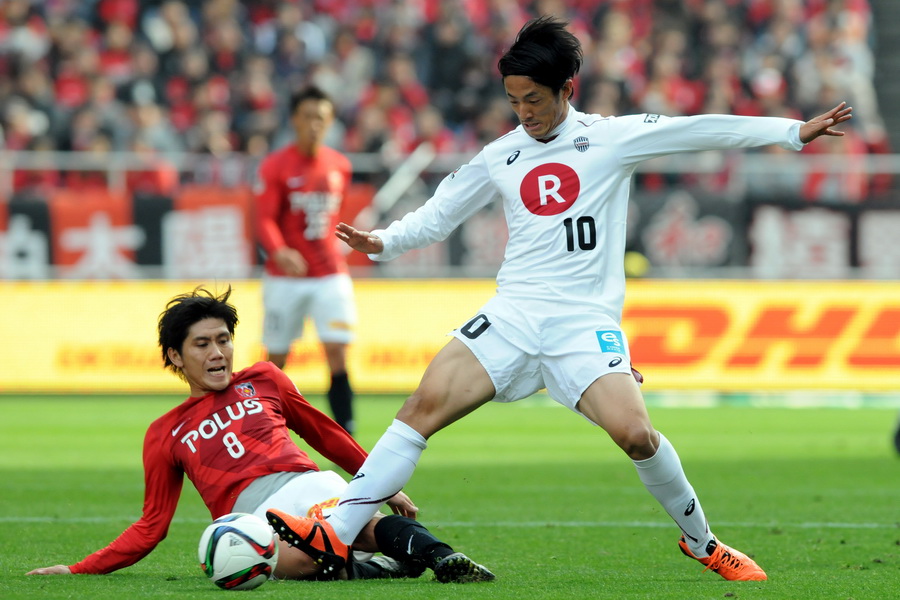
[69,362,366,574]
[254,144,352,278]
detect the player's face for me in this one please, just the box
[292,98,334,155]
[504,75,572,139]
[168,318,234,397]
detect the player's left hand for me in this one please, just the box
[385,491,418,519]
[799,102,853,143]
[26,565,72,575]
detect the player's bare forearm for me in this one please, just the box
[799,102,853,143]
[335,222,384,254]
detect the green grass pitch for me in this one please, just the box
[1,394,897,599]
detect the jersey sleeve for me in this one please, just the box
[370,151,498,262]
[270,367,368,475]
[254,154,288,254]
[612,113,804,167]
[69,423,184,574]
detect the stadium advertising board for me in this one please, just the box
[0,280,897,393]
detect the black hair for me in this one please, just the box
[158,286,238,377]
[497,15,582,94]
[290,85,333,114]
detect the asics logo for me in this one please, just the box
[507,150,520,165]
[609,357,623,367]
[351,472,366,482]
[684,499,695,516]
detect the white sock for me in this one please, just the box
[329,419,427,545]
[632,432,714,557]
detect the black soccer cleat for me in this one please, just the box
[367,555,427,579]
[433,552,496,583]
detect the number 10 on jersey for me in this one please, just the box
[563,216,596,251]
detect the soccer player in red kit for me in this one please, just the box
[254,85,357,435]
[27,286,493,583]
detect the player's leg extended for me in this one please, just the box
[355,514,495,583]
[313,274,357,434]
[262,276,308,369]
[578,374,766,581]
[578,375,714,551]
[323,341,354,434]
[327,337,496,546]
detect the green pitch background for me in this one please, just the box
[1,394,897,599]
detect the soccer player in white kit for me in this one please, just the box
[272,16,853,582]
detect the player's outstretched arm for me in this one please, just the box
[26,565,72,575]
[335,222,384,254]
[799,102,853,144]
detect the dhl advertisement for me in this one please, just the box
[1,279,898,394]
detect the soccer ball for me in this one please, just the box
[198,513,279,590]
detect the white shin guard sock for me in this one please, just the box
[328,419,427,545]
[633,432,713,556]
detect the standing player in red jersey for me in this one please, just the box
[26,286,494,583]
[254,86,357,435]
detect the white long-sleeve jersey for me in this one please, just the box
[371,106,804,320]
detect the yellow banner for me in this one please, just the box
[624,280,900,390]
[0,280,493,394]
[1,279,898,393]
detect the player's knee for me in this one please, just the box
[349,516,380,553]
[396,391,446,438]
[613,425,657,460]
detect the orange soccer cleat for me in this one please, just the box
[678,536,768,581]
[266,506,350,576]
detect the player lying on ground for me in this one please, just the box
[282,16,852,583]
[27,286,493,583]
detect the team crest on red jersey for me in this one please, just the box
[519,163,581,216]
[234,382,257,398]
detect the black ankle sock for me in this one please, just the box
[328,371,354,434]
[374,515,454,568]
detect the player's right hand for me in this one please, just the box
[26,565,72,575]
[385,491,418,519]
[335,222,384,254]
[273,247,308,277]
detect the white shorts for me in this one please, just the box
[250,470,374,562]
[262,274,356,351]
[449,294,635,418]
[249,470,347,522]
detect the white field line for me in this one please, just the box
[4,516,893,529]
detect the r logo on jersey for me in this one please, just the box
[519,163,580,216]
[644,114,660,123]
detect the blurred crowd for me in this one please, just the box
[0,0,890,200]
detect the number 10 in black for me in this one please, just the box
[563,216,597,251]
